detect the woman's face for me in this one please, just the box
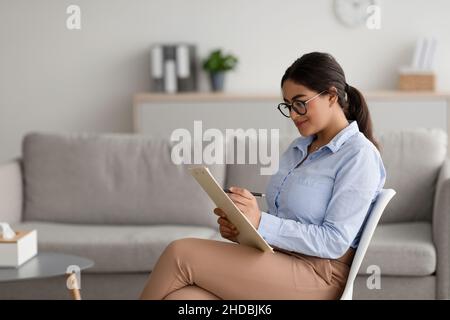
[281,79,332,137]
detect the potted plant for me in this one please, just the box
[202,49,238,92]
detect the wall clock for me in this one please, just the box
[334,0,378,28]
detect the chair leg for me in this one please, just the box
[66,272,82,300]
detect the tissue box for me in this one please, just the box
[0,230,38,268]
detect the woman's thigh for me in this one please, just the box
[163,237,333,300]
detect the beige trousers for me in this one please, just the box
[139,237,353,300]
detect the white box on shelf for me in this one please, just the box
[0,230,38,268]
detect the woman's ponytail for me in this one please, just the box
[345,84,380,151]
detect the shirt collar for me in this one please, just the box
[293,120,359,154]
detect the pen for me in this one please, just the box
[223,188,265,198]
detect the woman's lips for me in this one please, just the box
[295,119,308,127]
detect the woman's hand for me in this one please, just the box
[225,186,262,229]
[213,186,262,242]
[213,208,240,243]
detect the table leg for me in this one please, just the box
[66,272,81,300]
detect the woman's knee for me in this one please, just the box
[164,237,201,258]
[164,285,221,300]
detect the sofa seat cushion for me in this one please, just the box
[360,222,436,276]
[12,221,436,276]
[13,222,224,273]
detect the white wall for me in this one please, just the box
[1,0,450,162]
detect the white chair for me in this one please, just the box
[340,188,397,300]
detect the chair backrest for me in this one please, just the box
[340,188,397,300]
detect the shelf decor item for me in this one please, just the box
[202,49,238,92]
[150,43,198,93]
[398,36,438,91]
[398,71,435,91]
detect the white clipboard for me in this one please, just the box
[189,166,274,253]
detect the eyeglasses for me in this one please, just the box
[277,90,328,118]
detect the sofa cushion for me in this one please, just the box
[13,221,225,273]
[360,222,436,276]
[378,129,447,223]
[22,133,226,228]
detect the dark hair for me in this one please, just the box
[281,52,380,151]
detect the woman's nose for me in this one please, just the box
[290,110,300,119]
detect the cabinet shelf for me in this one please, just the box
[133,91,450,155]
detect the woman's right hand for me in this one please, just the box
[213,208,240,243]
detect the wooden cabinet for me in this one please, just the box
[365,92,449,141]
[133,92,450,154]
[133,94,296,139]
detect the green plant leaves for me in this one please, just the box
[203,49,238,72]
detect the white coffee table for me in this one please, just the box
[0,252,94,300]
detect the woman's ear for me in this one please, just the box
[328,86,338,106]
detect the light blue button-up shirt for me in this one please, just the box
[257,120,386,259]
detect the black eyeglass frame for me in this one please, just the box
[277,90,328,118]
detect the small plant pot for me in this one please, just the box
[209,72,225,92]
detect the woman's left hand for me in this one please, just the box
[227,186,262,229]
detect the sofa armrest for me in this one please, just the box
[0,159,23,224]
[433,158,450,299]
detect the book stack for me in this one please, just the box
[151,44,198,93]
[398,37,438,91]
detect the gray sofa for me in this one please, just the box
[0,129,448,300]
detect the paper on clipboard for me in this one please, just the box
[189,166,274,253]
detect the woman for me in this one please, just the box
[140,52,386,300]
